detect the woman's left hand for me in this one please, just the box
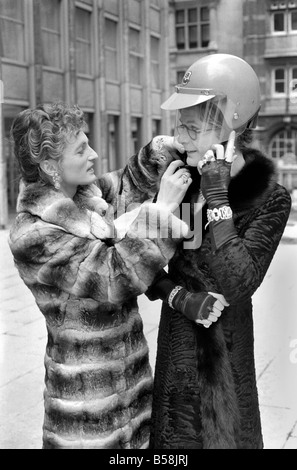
[198,131,236,209]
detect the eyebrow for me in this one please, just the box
[74,136,89,153]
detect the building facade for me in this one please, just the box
[1,0,297,227]
[167,0,297,192]
[244,0,297,192]
[0,0,171,226]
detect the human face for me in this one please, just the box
[175,106,222,167]
[60,131,98,197]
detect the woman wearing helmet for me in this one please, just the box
[113,54,291,449]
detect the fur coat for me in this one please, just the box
[8,181,188,449]
[100,143,292,449]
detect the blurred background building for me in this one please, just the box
[0,0,297,227]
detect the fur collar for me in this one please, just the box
[228,148,278,211]
[16,181,112,239]
[185,147,278,212]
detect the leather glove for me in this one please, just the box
[198,132,238,251]
[147,274,229,328]
[169,287,229,328]
[200,159,230,209]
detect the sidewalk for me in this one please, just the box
[0,216,297,449]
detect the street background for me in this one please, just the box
[0,212,297,450]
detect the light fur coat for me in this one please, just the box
[9,180,188,449]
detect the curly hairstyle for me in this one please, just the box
[10,102,86,184]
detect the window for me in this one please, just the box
[270,128,297,165]
[274,68,286,93]
[129,27,143,85]
[105,17,118,81]
[83,113,94,150]
[177,70,186,84]
[107,115,120,171]
[175,5,210,50]
[131,117,142,153]
[151,36,160,89]
[272,66,297,96]
[75,7,92,75]
[40,0,62,68]
[4,104,26,211]
[270,2,297,33]
[0,0,25,62]
[152,119,161,137]
[291,9,297,29]
[291,67,297,94]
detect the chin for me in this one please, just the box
[186,152,199,166]
[88,174,97,184]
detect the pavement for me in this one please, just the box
[1,212,297,449]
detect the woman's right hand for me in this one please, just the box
[156,160,192,212]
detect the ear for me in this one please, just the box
[40,158,59,177]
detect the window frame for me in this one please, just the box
[128,25,143,86]
[0,0,27,64]
[75,3,93,77]
[104,13,119,83]
[269,128,297,165]
[272,67,287,96]
[289,8,297,31]
[150,33,161,90]
[272,65,297,97]
[175,3,210,50]
[40,0,63,70]
[270,4,297,34]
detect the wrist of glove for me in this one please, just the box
[200,165,237,250]
[209,217,238,251]
[167,286,228,328]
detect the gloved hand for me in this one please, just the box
[198,131,235,209]
[168,287,229,328]
[198,131,238,251]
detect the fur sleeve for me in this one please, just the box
[208,184,291,303]
[98,140,176,211]
[9,204,188,305]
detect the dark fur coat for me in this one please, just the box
[100,143,292,449]
[8,181,187,449]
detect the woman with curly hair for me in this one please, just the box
[8,101,196,449]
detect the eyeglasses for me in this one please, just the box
[176,124,213,141]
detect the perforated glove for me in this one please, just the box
[147,274,229,327]
[200,158,231,210]
[169,286,229,328]
[198,134,238,251]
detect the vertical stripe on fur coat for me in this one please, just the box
[8,180,188,449]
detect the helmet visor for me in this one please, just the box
[174,98,235,153]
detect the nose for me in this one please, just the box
[176,127,189,146]
[88,146,98,161]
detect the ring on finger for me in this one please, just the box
[181,173,189,184]
[205,150,215,161]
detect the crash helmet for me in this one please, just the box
[162,53,261,145]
